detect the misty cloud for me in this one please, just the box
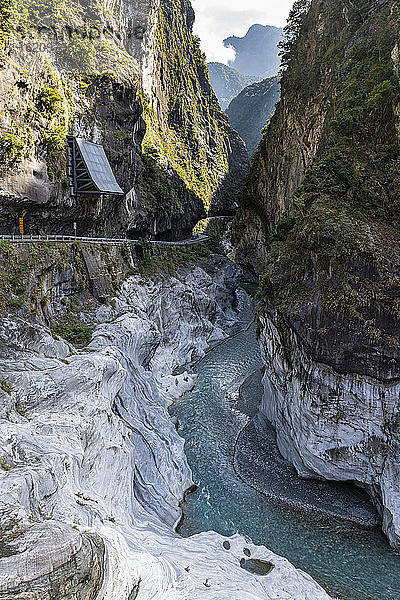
[192,0,293,63]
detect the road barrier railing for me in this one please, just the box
[0,234,209,246]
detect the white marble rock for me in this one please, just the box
[0,265,331,599]
[259,313,400,551]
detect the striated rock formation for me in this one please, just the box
[233,0,400,549]
[0,0,247,239]
[0,523,105,600]
[0,243,330,599]
[226,76,281,156]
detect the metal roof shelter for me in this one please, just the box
[68,137,124,195]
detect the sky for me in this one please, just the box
[192,0,294,63]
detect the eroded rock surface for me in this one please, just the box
[0,524,104,600]
[0,259,331,600]
[259,315,400,549]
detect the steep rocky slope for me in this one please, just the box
[0,0,247,239]
[207,62,261,110]
[226,75,280,156]
[141,0,248,217]
[0,240,331,600]
[233,0,400,549]
[0,2,337,598]
[224,24,283,78]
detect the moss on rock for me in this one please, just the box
[234,0,400,379]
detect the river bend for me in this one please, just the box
[170,293,400,600]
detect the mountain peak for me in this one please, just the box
[223,24,283,78]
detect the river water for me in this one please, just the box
[169,292,400,600]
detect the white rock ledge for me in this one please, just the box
[0,262,331,599]
[259,313,400,551]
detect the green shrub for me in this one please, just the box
[9,296,24,308]
[271,217,298,242]
[44,125,67,152]
[348,6,367,31]
[256,275,273,301]
[15,403,26,417]
[368,80,396,109]
[0,0,11,24]
[279,0,312,71]
[0,133,25,163]
[39,87,64,113]
[0,241,11,253]
[44,125,67,179]
[51,319,94,347]
[0,456,11,472]
[331,107,363,136]
[121,244,131,262]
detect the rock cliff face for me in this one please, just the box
[226,76,280,156]
[233,0,400,549]
[0,0,145,236]
[0,242,330,600]
[141,0,248,216]
[207,62,261,110]
[0,0,247,239]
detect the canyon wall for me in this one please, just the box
[233,0,400,548]
[226,75,281,156]
[0,0,247,239]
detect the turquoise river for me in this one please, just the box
[169,291,400,600]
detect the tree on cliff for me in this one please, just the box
[279,0,312,70]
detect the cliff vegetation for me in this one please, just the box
[0,0,247,240]
[234,0,400,379]
[141,0,248,216]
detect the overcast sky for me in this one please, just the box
[192,0,294,63]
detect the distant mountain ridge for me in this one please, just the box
[207,24,282,156]
[224,24,283,78]
[207,63,261,110]
[226,76,281,156]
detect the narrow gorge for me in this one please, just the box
[0,1,400,600]
[234,0,400,573]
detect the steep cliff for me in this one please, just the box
[226,75,280,156]
[0,0,145,237]
[233,0,400,549]
[141,0,248,216]
[207,62,261,110]
[0,0,247,239]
